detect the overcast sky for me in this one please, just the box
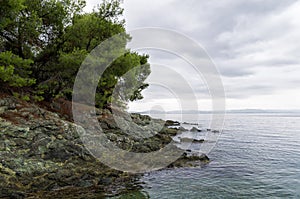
[85,0,300,111]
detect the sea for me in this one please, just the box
[112,112,300,199]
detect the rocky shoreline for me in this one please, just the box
[0,95,209,198]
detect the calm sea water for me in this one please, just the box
[114,113,300,198]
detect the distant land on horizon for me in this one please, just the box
[132,109,300,114]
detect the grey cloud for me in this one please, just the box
[219,67,254,77]
[225,84,276,99]
[123,0,300,101]
[85,0,300,109]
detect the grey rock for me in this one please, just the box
[0,95,209,198]
[190,127,202,132]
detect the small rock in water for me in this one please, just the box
[168,152,210,168]
[199,154,210,162]
[192,139,204,143]
[190,127,202,132]
[183,122,198,125]
[178,126,188,132]
[180,137,205,143]
[180,137,194,142]
[165,120,180,126]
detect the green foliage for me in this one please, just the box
[0,51,35,87]
[97,0,125,24]
[36,49,88,99]
[12,92,31,101]
[97,52,150,108]
[0,0,151,109]
[32,95,44,102]
[0,0,86,58]
[62,13,125,52]
[21,95,30,101]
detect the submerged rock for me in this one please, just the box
[180,137,205,143]
[180,137,194,142]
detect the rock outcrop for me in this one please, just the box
[0,96,134,198]
[0,95,209,198]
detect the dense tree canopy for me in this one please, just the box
[0,0,150,109]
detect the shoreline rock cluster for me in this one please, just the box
[0,95,209,198]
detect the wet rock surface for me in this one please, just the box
[168,153,210,168]
[0,96,209,198]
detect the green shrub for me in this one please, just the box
[0,51,35,87]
